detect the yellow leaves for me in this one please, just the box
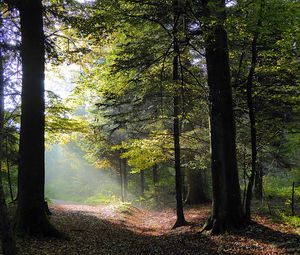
[1,162,8,173]
[93,158,111,169]
[113,131,173,172]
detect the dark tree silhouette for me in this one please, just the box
[15,0,60,237]
[172,0,188,229]
[201,0,245,234]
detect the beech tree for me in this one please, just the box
[15,0,60,236]
[201,0,245,234]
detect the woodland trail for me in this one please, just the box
[15,203,300,255]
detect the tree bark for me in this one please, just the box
[0,28,18,254]
[15,0,61,237]
[201,0,245,234]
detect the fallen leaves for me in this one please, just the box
[4,203,300,255]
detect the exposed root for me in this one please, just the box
[172,219,189,229]
[200,216,246,235]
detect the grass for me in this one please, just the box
[85,194,120,205]
[258,169,299,232]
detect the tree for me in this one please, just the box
[0,12,17,253]
[228,0,300,220]
[15,0,60,236]
[185,169,209,204]
[172,0,189,229]
[201,0,245,234]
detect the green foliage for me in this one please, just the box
[281,215,300,231]
[85,193,120,205]
[45,90,88,146]
[116,131,173,172]
[264,169,300,198]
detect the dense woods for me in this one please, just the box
[0,0,299,254]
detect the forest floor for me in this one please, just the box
[13,203,300,255]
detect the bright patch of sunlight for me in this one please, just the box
[226,0,237,7]
[45,143,121,204]
[75,0,95,3]
[45,63,80,98]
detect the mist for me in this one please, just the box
[45,142,121,204]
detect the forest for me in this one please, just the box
[0,0,299,254]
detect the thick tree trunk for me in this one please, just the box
[0,33,18,254]
[15,0,60,237]
[202,0,245,234]
[185,169,209,205]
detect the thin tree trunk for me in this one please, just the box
[244,33,258,223]
[6,138,14,202]
[119,157,124,202]
[201,0,244,234]
[152,164,159,184]
[172,0,188,229]
[15,0,61,237]
[140,170,145,196]
[152,165,159,207]
[0,29,18,254]
[0,170,17,255]
[123,159,128,199]
[254,163,263,200]
[173,93,187,228]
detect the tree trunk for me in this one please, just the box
[6,139,14,202]
[15,0,60,237]
[244,32,259,223]
[173,93,188,228]
[152,165,159,207]
[0,170,17,255]
[172,0,188,229]
[0,30,18,254]
[185,169,209,205]
[254,163,263,200]
[123,159,128,199]
[152,164,159,185]
[140,170,145,196]
[201,0,245,234]
[119,158,124,202]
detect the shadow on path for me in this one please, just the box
[13,205,300,255]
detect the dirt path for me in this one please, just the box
[14,203,300,255]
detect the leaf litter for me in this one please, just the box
[6,203,300,255]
